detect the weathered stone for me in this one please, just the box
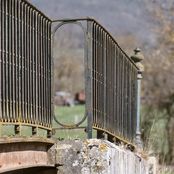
[49,139,149,174]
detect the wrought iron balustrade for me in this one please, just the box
[52,18,139,145]
[0,0,140,146]
[0,0,52,136]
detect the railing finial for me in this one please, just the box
[131,48,144,73]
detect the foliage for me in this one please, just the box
[141,107,169,162]
[140,1,174,165]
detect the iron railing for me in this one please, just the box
[52,18,138,144]
[0,0,52,136]
[89,20,138,143]
[0,0,139,144]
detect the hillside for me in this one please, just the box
[29,0,160,51]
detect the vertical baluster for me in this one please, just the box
[118,46,121,135]
[4,0,7,122]
[40,16,43,125]
[0,0,2,121]
[48,22,51,124]
[26,4,30,123]
[45,19,48,126]
[36,13,39,125]
[32,8,35,124]
[28,6,32,123]
[19,0,22,122]
[8,0,12,121]
[23,2,27,123]
[35,12,38,125]
[100,29,103,128]
[93,23,96,125]
[17,0,20,122]
[38,14,41,125]
[43,18,46,126]
[1,0,4,121]
[31,8,34,124]
[113,43,117,134]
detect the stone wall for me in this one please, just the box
[49,139,149,174]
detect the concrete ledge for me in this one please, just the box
[0,138,149,173]
[0,137,55,144]
[49,139,148,174]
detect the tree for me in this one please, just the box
[141,1,174,164]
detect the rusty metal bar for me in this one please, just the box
[0,0,2,121]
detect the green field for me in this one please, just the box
[53,105,89,139]
[0,105,88,139]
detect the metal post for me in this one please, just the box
[86,20,93,139]
[131,48,144,148]
[136,72,143,148]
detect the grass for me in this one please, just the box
[53,105,88,139]
[141,106,174,174]
[54,105,86,126]
[159,167,174,174]
[0,105,95,139]
[0,124,48,137]
[141,106,169,161]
